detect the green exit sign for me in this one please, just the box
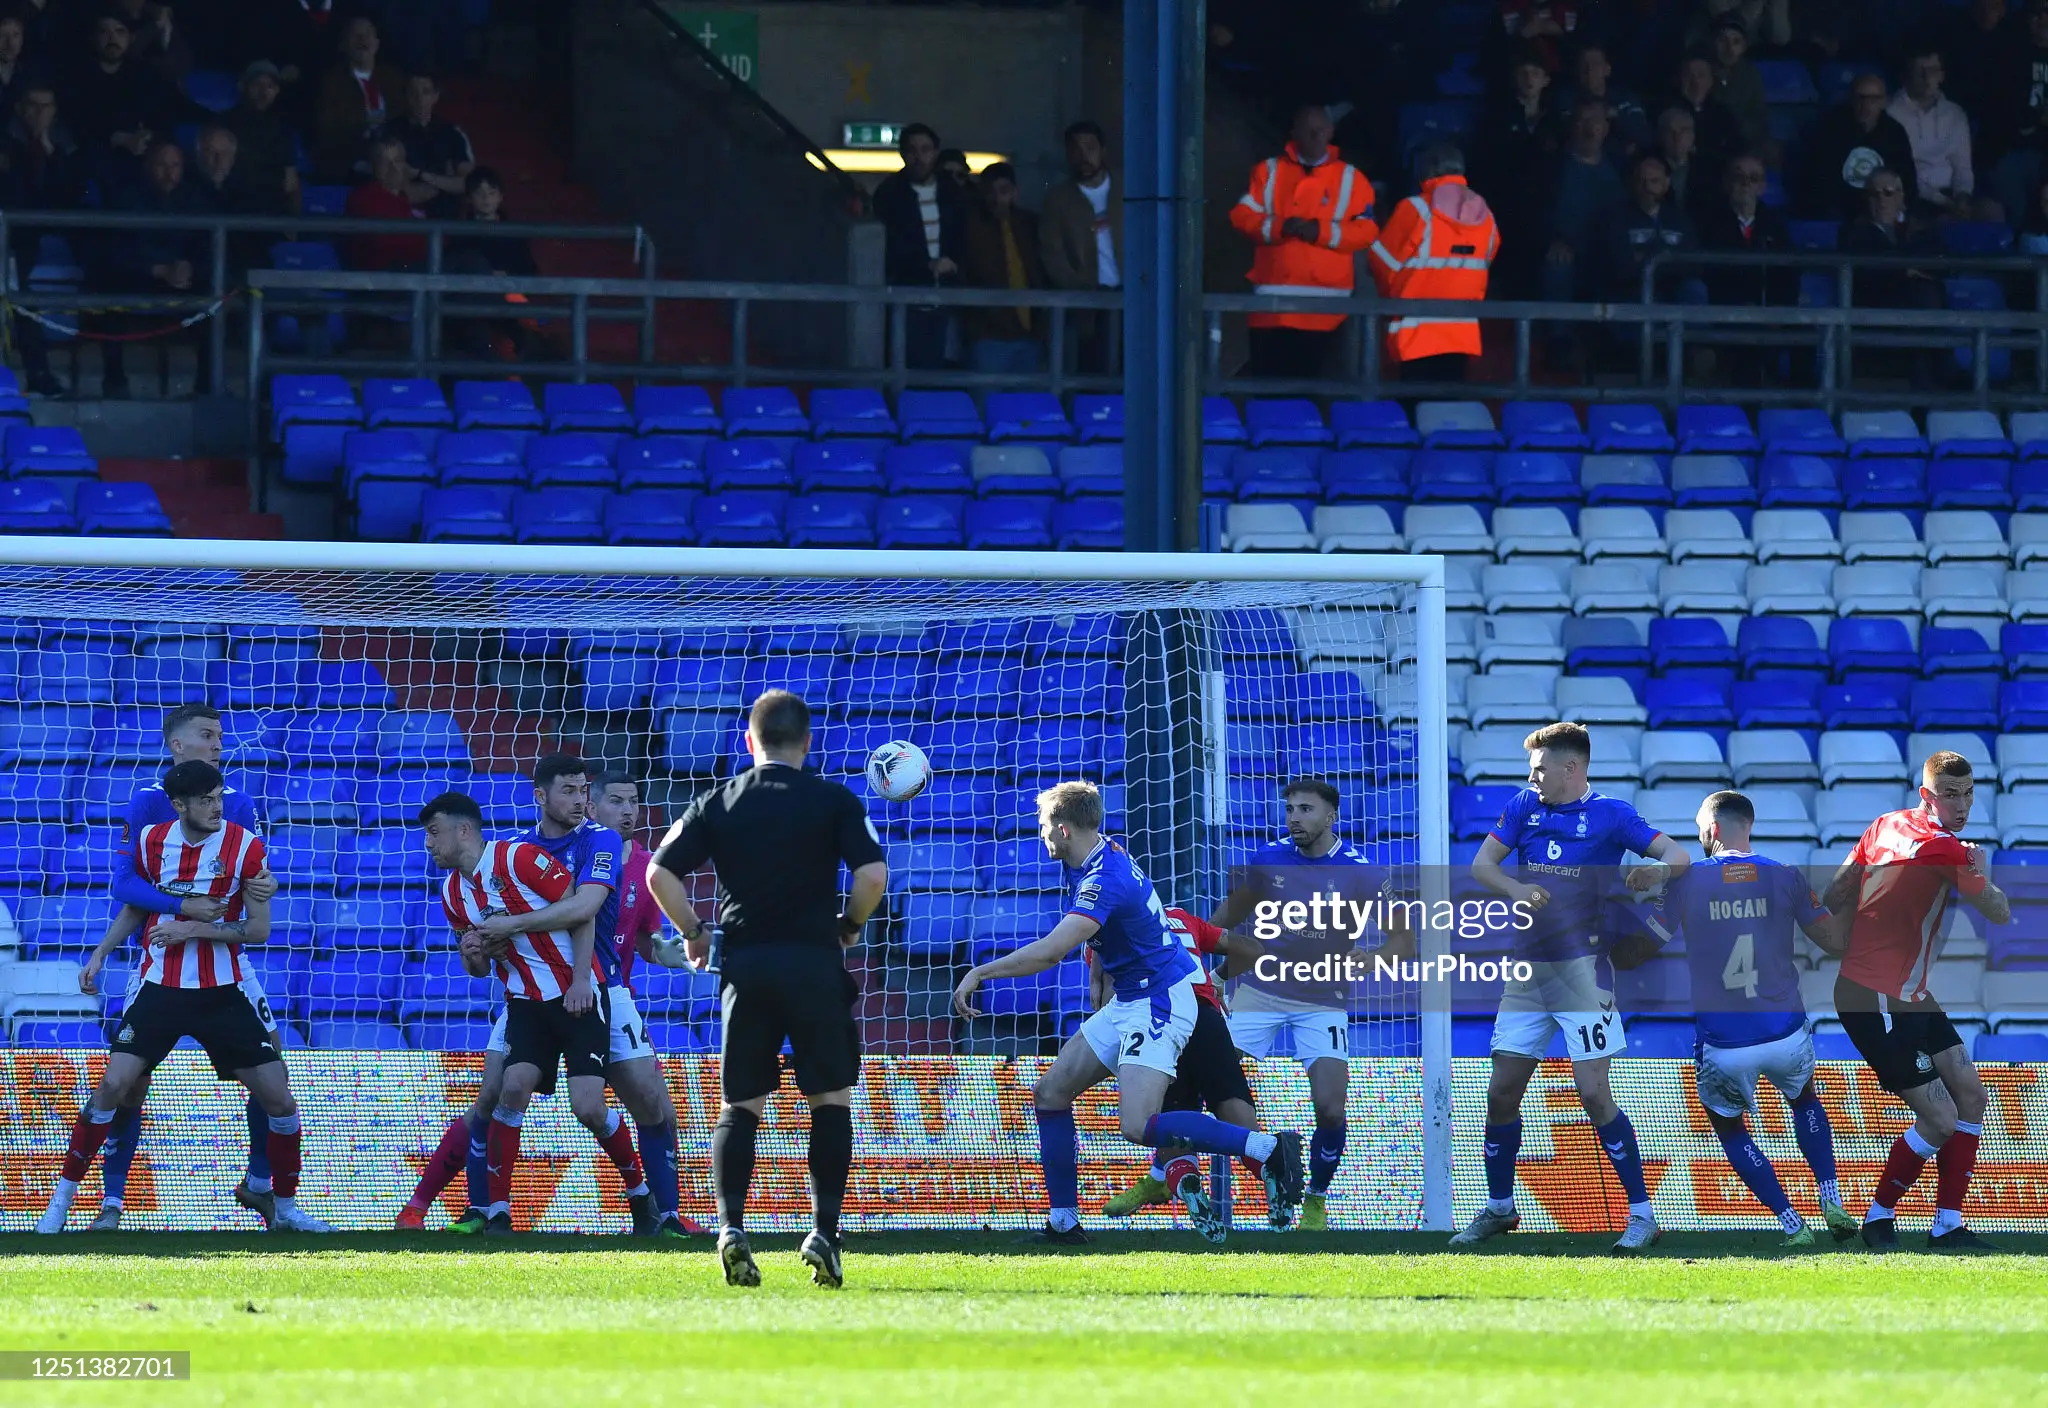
[669,9,758,86]
[842,122,906,149]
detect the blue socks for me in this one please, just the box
[465,1111,491,1210]
[1309,1119,1346,1195]
[1789,1092,1842,1204]
[1714,1123,1794,1216]
[101,1106,144,1206]
[244,1096,272,1189]
[1483,1120,1522,1205]
[1035,1108,1079,1222]
[639,1121,681,1218]
[1596,1113,1652,1209]
[1141,1109,1252,1159]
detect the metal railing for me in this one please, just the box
[0,209,652,393]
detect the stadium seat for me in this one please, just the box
[1490,506,1578,557]
[1759,408,1847,456]
[1242,398,1329,448]
[1827,617,1916,676]
[2012,570,2048,622]
[513,487,609,545]
[1644,676,1733,729]
[1757,454,1842,509]
[875,496,965,549]
[1818,682,1910,730]
[1675,406,1760,455]
[1658,564,1746,613]
[1225,503,1313,551]
[1825,564,1914,614]
[1923,626,2003,678]
[883,443,973,495]
[1329,400,1419,449]
[1053,499,1122,549]
[1562,616,1649,672]
[1071,394,1124,443]
[1580,506,1666,560]
[783,493,877,548]
[1921,565,2007,624]
[1500,401,1587,451]
[269,374,360,438]
[1728,729,1818,785]
[1927,409,2014,460]
[1586,405,1674,454]
[362,378,452,429]
[1913,677,2000,732]
[419,486,513,542]
[1650,617,1734,671]
[1483,563,1571,611]
[722,386,809,437]
[451,379,542,431]
[633,384,723,435]
[1580,455,1669,505]
[693,491,787,546]
[1818,732,1907,787]
[1491,451,1582,504]
[1925,511,2008,565]
[1231,448,1320,500]
[617,436,708,492]
[1839,511,1925,564]
[963,497,1054,550]
[1640,731,1729,786]
[543,382,633,433]
[526,433,620,489]
[1409,450,1495,503]
[2005,622,2048,677]
[1056,445,1122,497]
[1733,677,1823,730]
[1665,509,1753,562]
[1574,562,1660,613]
[1842,458,1927,511]
[1841,410,1928,459]
[1475,615,1565,668]
[789,441,884,495]
[898,390,984,440]
[704,437,797,492]
[970,445,1055,495]
[1466,674,1554,728]
[0,481,75,534]
[1928,458,2012,511]
[1312,505,1401,553]
[1403,503,1493,555]
[4,425,96,478]
[1415,401,1502,449]
[2003,680,2048,731]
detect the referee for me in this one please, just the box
[647,688,887,1289]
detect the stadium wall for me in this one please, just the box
[6,1053,2045,1234]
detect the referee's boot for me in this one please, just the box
[627,1190,660,1236]
[1929,1224,2000,1255]
[1263,1130,1306,1230]
[719,1226,762,1286]
[800,1229,844,1288]
[1018,1220,1093,1247]
[234,1178,277,1229]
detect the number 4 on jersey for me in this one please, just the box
[1721,932,1758,999]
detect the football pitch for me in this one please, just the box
[5,1232,2048,1406]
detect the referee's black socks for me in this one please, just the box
[809,1103,853,1241]
[712,1106,759,1232]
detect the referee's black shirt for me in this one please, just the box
[652,761,885,953]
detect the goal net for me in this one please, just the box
[0,543,1448,1232]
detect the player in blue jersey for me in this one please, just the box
[953,781,1307,1243]
[95,703,289,1232]
[1647,791,1858,1246]
[435,754,682,1236]
[1456,722,1693,1253]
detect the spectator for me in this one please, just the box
[1494,1,1580,75]
[314,15,404,184]
[1802,72,1919,220]
[1542,100,1626,306]
[1707,16,1773,161]
[2,84,84,396]
[1596,151,1696,303]
[445,167,541,360]
[106,0,190,85]
[1985,1,2048,229]
[13,0,65,62]
[0,14,44,118]
[1039,119,1122,376]
[1228,102,1378,381]
[222,61,301,215]
[937,147,972,195]
[873,122,967,370]
[99,140,211,397]
[1887,45,1986,216]
[1944,0,2013,122]
[344,133,426,271]
[1474,46,1559,298]
[1697,149,1798,384]
[1655,106,1713,227]
[62,11,181,191]
[190,124,280,279]
[1841,166,1943,384]
[1671,50,1743,185]
[239,0,336,117]
[1689,0,1792,49]
[960,161,1046,375]
[381,72,473,218]
[1368,141,1498,385]
[1553,40,1650,158]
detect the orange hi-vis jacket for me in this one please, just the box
[1367,174,1499,361]
[1230,142,1378,332]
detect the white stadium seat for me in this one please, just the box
[1466,673,1557,729]
[1444,611,1479,663]
[1301,608,1390,665]
[1998,734,2048,789]
[1443,559,1486,612]
[1416,400,1496,438]
[2005,569,2048,622]
[1842,408,1923,448]
[1574,562,1660,613]
[1671,455,1754,504]
[1799,966,1839,1020]
[1816,785,1904,844]
[1752,508,1841,562]
[1460,728,1538,785]
[2012,514,2048,569]
[1839,511,1927,564]
[1924,511,2009,565]
[1929,408,2010,452]
[1405,504,1495,555]
[1985,969,2048,1032]
[1225,503,1314,551]
[1748,789,1818,843]
[1311,504,1403,553]
[1475,615,1566,668]
[1749,562,1836,614]
[1661,563,1749,613]
[1831,563,1917,615]
[1920,565,2007,624]
[2010,410,2048,451]
[1751,841,1815,869]
[1632,785,1699,838]
[1491,506,1580,558]
[1556,675,1648,725]
[1943,908,1988,961]
[1665,509,1755,563]
[1996,792,2048,846]
[1640,731,1731,787]
[1819,733,1908,786]
[1927,960,1986,1019]
[1908,732,1997,785]
[1579,507,1667,561]
[1588,729,1645,783]
[1483,562,1573,612]
[1729,729,1819,785]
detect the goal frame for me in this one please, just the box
[0,539,1451,1231]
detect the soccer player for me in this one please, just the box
[41,761,328,1233]
[419,791,627,1235]
[97,703,283,1232]
[1648,791,1858,1246]
[1099,903,1267,1242]
[1822,750,2009,1253]
[954,781,1307,1244]
[647,690,889,1289]
[1454,722,1692,1253]
[1208,777,1384,1231]
[399,756,672,1234]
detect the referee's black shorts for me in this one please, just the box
[719,942,862,1103]
[1834,974,1965,1096]
[113,983,279,1075]
[1164,1002,1255,1114]
[505,990,611,1084]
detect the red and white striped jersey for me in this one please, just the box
[1842,807,1986,1002]
[440,840,593,1000]
[136,820,266,990]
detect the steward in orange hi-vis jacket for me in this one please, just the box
[1229,107,1379,338]
[1368,144,1500,371]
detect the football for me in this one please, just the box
[865,739,932,802]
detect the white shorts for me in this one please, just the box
[1696,1026,1816,1119]
[1491,956,1626,1062]
[1228,1006,1350,1064]
[486,986,656,1066]
[1080,974,1199,1078]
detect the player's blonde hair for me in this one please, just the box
[1923,750,1973,786]
[1523,721,1592,761]
[1036,780,1104,830]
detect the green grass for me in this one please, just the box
[5,1232,2048,1406]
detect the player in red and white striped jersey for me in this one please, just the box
[40,761,329,1234]
[1822,750,2012,1254]
[440,835,595,1000]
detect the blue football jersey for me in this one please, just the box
[1660,852,1822,1050]
[1488,786,1663,961]
[1064,837,1197,1001]
[113,779,265,913]
[1234,834,1387,1004]
[521,821,625,985]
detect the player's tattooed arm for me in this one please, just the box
[1962,845,2012,925]
[1820,861,1864,918]
[1800,909,1850,957]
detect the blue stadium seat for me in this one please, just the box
[633,384,722,435]
[693,491,787,546]
[377,711,470,770]
[1451,784,1518,840]
[786,493,878,548]
[344,427,438,496]
[1244,398,1331,448]
[809,387,898,438]
[261,771,358,826]
[1621,1020,1697,1058]
[663,709,741,773]
[1587,405,1674,454]
[513,487,609,544]
[1787,219,1839,251]
[1492,451,1582,504]
[1052,498,1121,549]
[1409,449,1494,503]
[1842,457,1927,510]
[1328,400,1417,449]
[1737,616,1828,677]
[543,383,633,433]
[1753,56,1818,104]
[1757,453,1842,508]
[1912,677,1999,731]
[1563,617,1649,672]
[1978,1032,2048,1062]
[183,67,238,111]
[13,1019,102,1046]
[419,486,513,543]
[1828,617,1917,677]
[2016,462,2048,511]
[578,652,658,711]
[1308,449,1399,504]
[1733,676,1822,728]
[986,392,1073,442]
[1759,408,1847,456]
[1650,617,1735,670]
[617,435,707,492]
[280,423,351,486]
[884,442,973,494]
[1675,405,1760,454]
[1202,396,1247,444]
[362,378,452,430]
[4,425,95,478]
[21,650,110,703]
[1055,445,1122,497]
[1232,448,1319,499]
[722,386,809,437]
[296,660,393,709]
[898,390,984,440]
[526,432,619,489]
[452,379,542,431]
[2002,680,2048,730]
[651,652,747,714]
[876,496,965,549]
[964,497,1053,549]
[2005,623,2048,677]
[1417,401,1502,449]
[1928,459,2012,511]
[1943,221,2014,256]
[794,441,884,494]
[354,481,426,539]
[1645,676,1733,728]
[1922,626,2002,678]
[270,374,360,438]
[300,184,350,216]
[705,437,797,492]
[432,430,527,487]
[1818,682,1909,729]
[1500,400,1586,451]
[0,481,75,534]
[1071,394,1124,443]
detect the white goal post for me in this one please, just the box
[0,540,1450,1232]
